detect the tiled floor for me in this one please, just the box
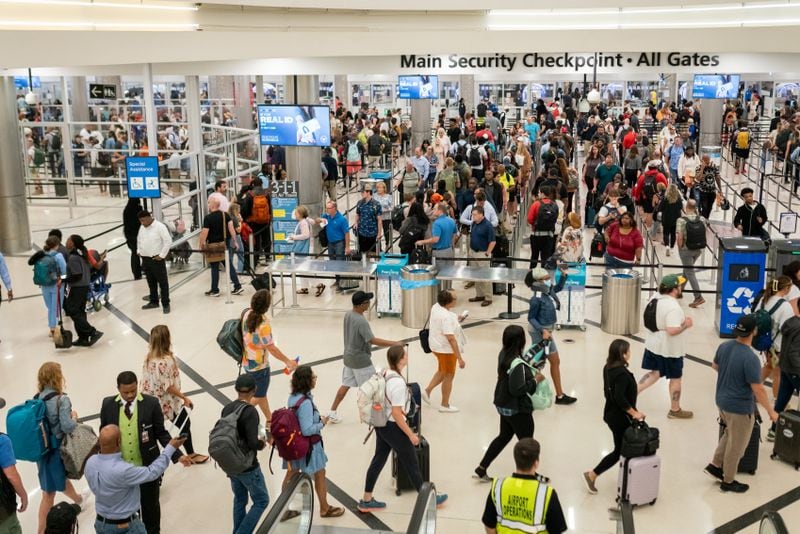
[1,158,799,534]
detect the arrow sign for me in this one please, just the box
[89,83,116,100]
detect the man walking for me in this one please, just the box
[637,275,695,419]
[734,187,769,240]
[676,200,707,309]
[526,185,558,269]
[704,315,778,493]
[467,206,496,307]
[327,291,400,423]
[137,210,172,314]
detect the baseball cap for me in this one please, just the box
[45,502,80,534]
[529,267,550,280]
[352,291,374,306]
[234,373,257,393]
[660,274,686,290]
[0,397,5,410]
[647,160,660,169]
[734,314,757,336]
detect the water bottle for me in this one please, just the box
[283,356,300,375]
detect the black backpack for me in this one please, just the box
[391,205,405,232]
[642,175,657,204]
[534,201,558,233]
[468,146,482,167]
[399,218,426,252]
[367,135,383,156]
[49,131,62,152]
[387,127,398,142]
[682,216,707,250]
[644,298,659,332]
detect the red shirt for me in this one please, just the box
[622,131,637,150]
[526,198,554,230]
[633,170,668,201]
[605,222,643,262]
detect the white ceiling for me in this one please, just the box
[181,0,751,9]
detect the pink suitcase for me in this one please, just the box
[617,455,660,506]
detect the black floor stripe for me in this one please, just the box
[325,479,392,532]
[708,485,800,534]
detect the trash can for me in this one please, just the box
[601,269,641,335]
[769,239,800,278]
[400,264,438,329]
[716,237,767,337]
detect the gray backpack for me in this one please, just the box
[208,402,255,476]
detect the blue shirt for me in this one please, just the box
[668,144,684,170]
[322,211,350,243]
[410,155,430,180]
[0,252,10,291]
[714,340,761,415]
[356,199,381,238]
[524,122,541,142]
[432,216,457,250]
[85,445,176,520]
[0,434,15,470]
[470,218,496,252]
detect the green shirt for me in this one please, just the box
[595,164,621,194]
[117,393,143,467]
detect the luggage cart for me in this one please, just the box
[376,253,408,317]
[555,261,587,331]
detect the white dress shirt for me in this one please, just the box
[460,202,499,228]
[137,220,173,259]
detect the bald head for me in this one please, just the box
[99,425,121,453]
[208,197,220,211]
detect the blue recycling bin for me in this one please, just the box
[715,237,767,337]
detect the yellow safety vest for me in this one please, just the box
[491,476,553,534]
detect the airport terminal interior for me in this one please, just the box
[3,1,800,533]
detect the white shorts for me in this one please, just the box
[342,364,376,388]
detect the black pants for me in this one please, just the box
[358,234,378,255]
[663,221,677,248]
[142,257,170,306]
[172,410,195,455]
[140,477,162,534]
[364,421,422,493]
[381,220,392,251]
[592,421,629,476]
[699,192,716,219]
[127,240,142,279]
[479,412,534,470]
[529,235,556,269]
[250,223,271,266]
[63,286,94,341]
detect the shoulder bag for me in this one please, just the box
[205,212,228,263]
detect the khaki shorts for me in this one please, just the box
[342,364,376,388]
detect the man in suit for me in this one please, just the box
[100,371,191,534]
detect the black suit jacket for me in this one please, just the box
[100,394,181,466]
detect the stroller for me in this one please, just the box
[86,249,111,312]
[165,219,192,266]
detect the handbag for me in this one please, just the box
[53,284,72,349]
[419,315,432,354]
[204,212,228,263]
[531,374,554,411]
[60,423,99,479]
[621,420,660,458]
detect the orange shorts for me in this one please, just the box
[433,352,457,374]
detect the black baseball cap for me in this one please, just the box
[45,502,80,534]
[734,314,757,336]
[352,291,374,306]
[234,374,257,392]
[0,398,5,410]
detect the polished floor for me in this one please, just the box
[1,159,799,534]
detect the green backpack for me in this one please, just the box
[509,357,554,411]
[32,147,45,167]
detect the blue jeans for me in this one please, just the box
[327,240,346,283]
[41,284,60,329]
[603,253,634,270]
[230,236,245,274]
[230,467,269,534]
[94,518,147,534]
[211,242,241,292]
[772,371,800,431]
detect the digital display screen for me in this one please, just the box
[256,105,331,147]
[398,75,439,99]
[729,263,759,283]
[692,74,740,99]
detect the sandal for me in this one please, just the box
[281,510,301,522]
[315,284,326,297]
[296,289,309,295]
[320,506,345,518]
[189,453,209,465]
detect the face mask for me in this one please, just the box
[541,279,552,288]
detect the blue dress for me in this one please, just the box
[282,393,327,475]
[291,220,311,255]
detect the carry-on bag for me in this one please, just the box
[617,455,660,506]
[719,412,760,474]
[53,285,72,349]
[60,424,98,479]
[392,436,429,495]
[620,421,660,458]
[771,409,800,470]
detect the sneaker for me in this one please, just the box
[555,394,577,405]
[205,290,220,297]
[481,300,493,307]
[464,282,475,289]
[438,405,460,413]
[473,466,491,483]
[667,409,694,419]
[87,331,103,347]
[141,302,159,310]
[689,297,706,308]
[582,472,598,494]
[232,286,245,295]
[357,498,386,513]
[435,494,448,507]
[703,463,724,481]
[720,480,749,493]
[327,411,342,424]
[163,306,171,315]
[468,296,485,302]
[421,389,431,406]
[666,248,671,257]
[767,429,776,442]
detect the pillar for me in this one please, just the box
[334,75,348,111]
[208,75,234,125]
[410,99,431,155]
[185,75,207,230]
[69,76,89,122]
[0,77,31,253]
[143,64,162,220]
[460,75,475,115]
[254,75,264,103]
[284,75,323,218]
[233,76,252,129]
[663,73,678,105]
[699,100,724,150]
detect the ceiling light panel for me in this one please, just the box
[0,0,198,10]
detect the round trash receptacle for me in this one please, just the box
[601,269,642,335]
[401,264,438,329]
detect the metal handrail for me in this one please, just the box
[255,472,314,534]
[406,482,437,534]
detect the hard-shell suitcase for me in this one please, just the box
[406,382,422,433]
[617,455,660,507]
[491,258,511,296]
[392,435,429,495]
[771,409,800,470]
[719,414,760,474]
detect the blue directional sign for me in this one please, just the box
[126,157,161,199]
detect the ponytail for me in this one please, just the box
[245,290,271,333]
[760,276,793,305]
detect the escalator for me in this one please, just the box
[256,473,438,534]
[759,511,790,534]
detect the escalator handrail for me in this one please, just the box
[255,471,314,534]
[406,482,436,534]
[760,511,789,534]
[620,501,635,534]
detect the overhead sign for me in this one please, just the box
[126,157,161,199]
[89,83,117,100]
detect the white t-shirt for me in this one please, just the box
[761,295,795,352]
[599,203,627,219]
[645,295,686,358]
[786,284,800,306]
[428,303,465,354]
[384,370,408,423]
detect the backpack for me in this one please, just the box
[32,147,45,166]
[269,396,321,466]
[642,174,657,204]
[751,297,785,352]
[567,169,580,190]
[346,140,360,162]
[33,254,59,287]
[534,201,558,233]
[357,370,404,428]
[97,150,112,166]
[216,309,248,366]
[589,232,606,258]
[5,392,59,462]
[468,146,482,167]
[735,129,751,150]
[208,402,256,476]
[791,145,800,165]
[455,142,468,160]
[387,126,399,142]
[248,193,270,224]
[391,205,406,232]
[643,297,659,332]
[681,216,707,250]
[367,135,383,156]
[49,132,62,151]
[399,218,426,252]
[0,435,16,521]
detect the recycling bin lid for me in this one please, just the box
[719,237,768,252]
[401,264,439,277]
[604,268,640,279]
[772,239,800,253]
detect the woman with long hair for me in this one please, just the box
[242,290,299,422]
[556,157,578,215]
[583,144,603,193]
[141,325,208,464]
[754,276,795,402]
[660,184,684,256]
[582,340,644,494]
[399,202,430,255]
[34,362,87,534]
[290,205,323,296]
[433,127,450,171]
[473,325,549,482]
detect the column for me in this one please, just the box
[254,75,264,103]
[0,77,31,253]
[208,75,234,125]
[143,64,161,220]
[185,76,207,230]
[663,73,678,105]
[233,76,252,129]
[334,75,348,111]
[699,100,724,150]
[410,99,431,154]
[284,75,323,218]
[69,76,89,122]
[460,74,475,115]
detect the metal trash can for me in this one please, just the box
[400,264,438,329]
[601,269,642,335]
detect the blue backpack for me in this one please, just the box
[33,254,59,287]
[5,392,59,462]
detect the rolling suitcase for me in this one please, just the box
[771,409,800,470]
[719,413,760,474]
[392,436,429,495]
[406,382,422,433]
[617,455,660,507]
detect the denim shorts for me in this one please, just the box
[247,368,271,398]
[641,349,684,379]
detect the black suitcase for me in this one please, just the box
[54,179,68,197]
[392,436,429,495]
[771,409,800,470]
[492,258,511,295]
[406,382,422,433]
[719,414,760,474]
